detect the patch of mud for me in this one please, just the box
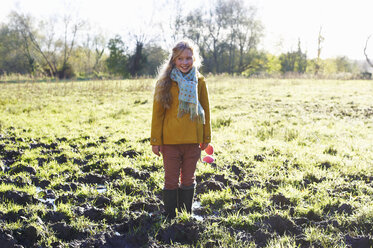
[0,176,30,187]
[270,193,293,208]
[196,180,225,194]
[121,167,150,180]
[51,222,88,241]
[7,164,36,175]
[253,229,272,247]
[121,149,142,158]
[157,220,204,245]
[0,190,37,205]
[83,206,106,221]
[77,173,108,184]
[53,182,78,192]
[345,235,373,248]
[94,195,111,208]
[262,214,300,235]
[44,211,70,223]
[0,230,19,248]
[254,154,266,162]
[0,149,22,166]
[129,199,161,212]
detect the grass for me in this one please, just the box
[0,76,372,247]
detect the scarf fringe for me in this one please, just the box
[177,102,205,124]
[171,67,205,124]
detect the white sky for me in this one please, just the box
[0,0,373,60]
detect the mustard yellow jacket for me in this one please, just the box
[151,76,211,145]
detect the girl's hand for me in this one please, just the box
[152,145,161,156]
[200,143,209,150]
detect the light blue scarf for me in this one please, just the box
[170,67,205,124]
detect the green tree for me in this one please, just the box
[106,35,129,77]
[242,51,280,76]
[335,56,353,72]
[142,44,168,76]
[0,24,32,74]
[279,40,307,73]
[129,39,147,77]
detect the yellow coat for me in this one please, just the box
[151,76,211,145]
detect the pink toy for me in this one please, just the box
[202,155,214,164]
[205,144,214,155]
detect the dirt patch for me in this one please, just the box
[0,230,19,248]
[196,180,225,194]
[121,149,142,158]
[8,164,36,175]
[129,200,161,212]
[51,222,88,241]
[263,214,300,235]
[77,173,108,184]
[270,193,292,208]
[0,190,36,205]
[254,154,266,162]
[83,206,106,221]
[121,167,150,180]
[157,220,204,245]
[345,235,373,248]
[44,211,70,223]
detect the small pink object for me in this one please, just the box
[202,155,214,164]
[205,144,214,155]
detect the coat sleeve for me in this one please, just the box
[150,95,165,146]
[199,77,212,143]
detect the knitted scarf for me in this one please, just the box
[170,67,205,124]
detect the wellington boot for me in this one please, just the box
[163,189,178,219]
[178,186,195,214]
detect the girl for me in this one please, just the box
[151,40,211,219]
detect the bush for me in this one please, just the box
[58,63,75,79]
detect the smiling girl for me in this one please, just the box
[151,40,211,219]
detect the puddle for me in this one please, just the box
[96,184,107,194]
[192,214,204,221]
[39,198,57,211]
[192,201,204,221]
[36,187,57,210]
[193,201,201,209]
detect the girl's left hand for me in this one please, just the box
[152,145,161,156]
[200,143,209,150]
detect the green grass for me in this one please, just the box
[0,76,372,247]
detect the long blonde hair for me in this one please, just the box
[154,39,202,109]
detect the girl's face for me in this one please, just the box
[174,49,194,73]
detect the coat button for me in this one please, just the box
[152,138,157,142]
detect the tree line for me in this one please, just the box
[0,0,369,80]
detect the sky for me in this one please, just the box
[0,0,373,60]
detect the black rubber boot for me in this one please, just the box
[178,186,195,214]
[163,189,178,219]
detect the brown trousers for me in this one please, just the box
[161,144,201,190]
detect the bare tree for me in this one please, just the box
[10,12,57,76]
[206,0,227,73]
[364,35,373,68]
[315,26,324,75]
[81,30,106,75]
[8,12,36,74]
[10,11,84,78]
[236,6,263,72]
[59,14,84,77]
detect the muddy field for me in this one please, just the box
[0,77,372,247]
